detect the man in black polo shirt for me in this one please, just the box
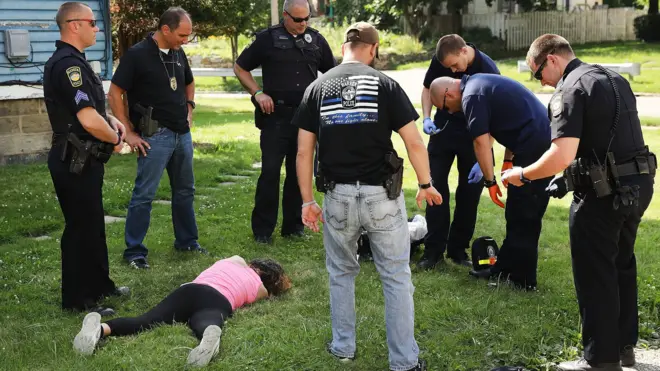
[108,7,203,269]
[294,22,439,371]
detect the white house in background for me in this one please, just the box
[464,0,602,14]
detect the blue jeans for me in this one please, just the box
[123,127,199,261]
[323,184,419,371]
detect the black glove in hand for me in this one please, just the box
[545,175,569,199]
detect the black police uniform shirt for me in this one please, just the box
[111,33,193,134]
[422,44,500,131]
[293,62,419,184]
[460,74,551,155]
[236,23,336,105]
[44,40,107,140]
[549,58,646,163]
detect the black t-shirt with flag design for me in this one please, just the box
[293,62,419,184]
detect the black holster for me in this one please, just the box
[134,103,159,137]
[251,95,265,129]
[315,166,335,194]
[65,133,113,174]
[384,152,404,200]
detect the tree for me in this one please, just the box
[193,0,270,61]
[111,0,270,61]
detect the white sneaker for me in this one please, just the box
[73,312,102,355]
[186,325,222,367]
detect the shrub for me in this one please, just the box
[634,14,660,42]
[461,26,509,59]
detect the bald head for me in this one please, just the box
[55,2,90,31]
[429,77,462,113]
[283,0,311,12]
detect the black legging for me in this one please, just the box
[106,283,233,340]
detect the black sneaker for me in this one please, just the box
[405,359,427,371]
[89,306,116,317]
[179,246,209,255]
[254,235,273,244]
[450,257,473,267]
[326,342,354,362]
[620,346,635,367]
[416,256,440,271]
[282,230,305,238]
[128,258,150,269]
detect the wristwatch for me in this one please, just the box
[186,100,196,109]
[520,169,532,184]
[483,176,497,188]
[419,179,433,189]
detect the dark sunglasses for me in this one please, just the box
[67,19,96,27]
[534,58,548,81]
[285,10,310,23]
[442,88,448,110]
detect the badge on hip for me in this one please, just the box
[66,66,83,87]
[550,92,563,117]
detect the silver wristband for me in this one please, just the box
[301,200,318,208]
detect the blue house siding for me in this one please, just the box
[0,0,113,84]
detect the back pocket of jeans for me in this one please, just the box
[366,198,404,231]
[324,194,349,231]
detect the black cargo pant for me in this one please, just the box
[47,143,116,311]
[490,150,551,288]
[423,131,483,261]
[251,108,304,238]
[570,174,653,364]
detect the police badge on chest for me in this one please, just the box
[341,82,358,108]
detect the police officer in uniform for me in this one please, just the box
[502,34,655,371]
[45,2,129,316]
[234,0,336,244]
[429,74,553,291]
[294,22,440,371]
[417,34,501,270]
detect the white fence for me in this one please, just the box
[462,8,645,50]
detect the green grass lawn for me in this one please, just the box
[1,98,660,370]
[397,41,660,94]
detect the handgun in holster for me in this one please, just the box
[66,133,91,175]
[250,95,265,130]
[384,152,404,200]
[315,166,335,193]
[134,103,159,137]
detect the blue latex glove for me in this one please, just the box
[423,117,439,135]
[467,162,483,184]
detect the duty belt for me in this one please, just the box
[615,153,656,176]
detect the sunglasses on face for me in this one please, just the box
[534,58,548,81]
[285,10,310,23]
[442,88,448,110]
[67,19,96,27]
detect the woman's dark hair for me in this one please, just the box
[249,259,291,296]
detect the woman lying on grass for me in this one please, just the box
[72,256,291,367]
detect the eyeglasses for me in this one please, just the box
[441,88,448,110]
[66,19,97,27]
[285,10,310,23]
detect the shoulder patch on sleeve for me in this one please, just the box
[66,66,83,87]
[550,92,563,117]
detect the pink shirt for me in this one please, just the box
[192,259,263,310]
